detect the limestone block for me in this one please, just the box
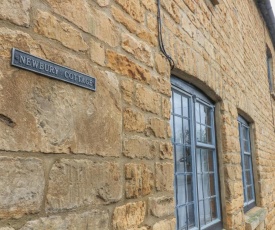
[155,53,169,75]
[125,163,154,198]
[34,10,88,51]
[136,84,160,114]
[161,97,171,119]
[90,39,105,66]
[113,201,146,230]
[96,0,110,6]
[0,0,30,26]
[0,228,15,230]
[46,159,122,212]
[149,196,174,218]
[150,75,171,96]
[115,0,144,22]
[160,142,173,159]
[20,210,109,230]
[107,50,151,83]
[140,0,157,13]
[152,219,176,230]
[155,162,174,192]
[148,118,167,138]
[121,79,134,104]
[123,137,157,159]
[0,157,45,219]
[122,33,153,66]
[123,108,145,133]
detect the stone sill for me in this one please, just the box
[245,207,267,230]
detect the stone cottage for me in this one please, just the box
[0,0,275,229]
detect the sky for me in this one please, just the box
[271,0,275,14]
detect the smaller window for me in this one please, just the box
[267,46,273,91]
[238,116,256,212]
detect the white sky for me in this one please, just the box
[271,0,275,14]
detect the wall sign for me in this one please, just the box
[11,48,96,91]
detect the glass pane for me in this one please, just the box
[174,92,182,115]
[210,198,217,220]
[204,198,211,224]
[176,174,186,205]
[242,126,248,140]
[246,170,252,186]
[183,119,190,144]
[247,186,254,201]
[244,140,249,153]
[196,123,201,142]
[244,155,250,169]
[201,125,207,143]
[195,102,200,123]
[202,149,208,172]
[196,148,202,173]
[206,127,212,144]
[208,151,214,172]
[197,174,203,200]
[203,174,210,199]
[175,145,185,172]
[209,174,216,196]
[178,206,187,230]
[182,96,189,117]
[199,201,205,225]
[170,115,174,142]
[186,175,194,202]
[186,146,192,172]
[200,104,206,125]
[188,204,195,228]
[175,116,183,144]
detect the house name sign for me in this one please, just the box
[11,48,96,91]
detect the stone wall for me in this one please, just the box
[0,0,274,229]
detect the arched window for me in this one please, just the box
[170,76,222,230]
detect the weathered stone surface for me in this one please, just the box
[115,0,144,22]
[34,10,88,51]
[121,79,134,104]
[123,137,157,159]
[149,196,174,218]
[155,162,174,192]
[0,228,15,230]
[123,108,145,133]
[0,157,44,219]
[113,201,146,230]
[147,118,167,138]
[46,159,122,212]
[107,50,151,83]
[90,39,105,66]
[160,142,173,159]
[125,163,154,198]
[150,75,171,96]
[0,38,121,155]
[20,210,109,230]
[122,33,153,66]
[155,54,169,75]
[136,84,160,114]
[152,219,176,230]
[0,0,30,26]
[162,97,171,119]
[96,0,110,7]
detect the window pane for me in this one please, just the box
[182,96,189,117]
[210,198,217,220]
[246,170,252,186]
[196,148,202,173]
[187,175,194,202]
[176,174,186,205]
[175,116,183,144]
[204,198,211,224]
[197,173,203,200]
[174,92,182,115]
[188,204,195,228]
[207,127,212,144]
[202,149,208,172]
[201,125,207,143]
[203,174,210,199]
[195,102,200,123]
[170,115,174,142]
[178,206,187,230]
[244,155,250,169]
[175,145,185,172]
[200,104,207,125]
[209,174,216,196]
[244,140,249,152]
[199,201,205,225]
[242,126,248,140]
[196,123,201,142]
[247,186,254,201]
[183,119,190,144]
[186,146,192,172]
[208,151,214,172]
